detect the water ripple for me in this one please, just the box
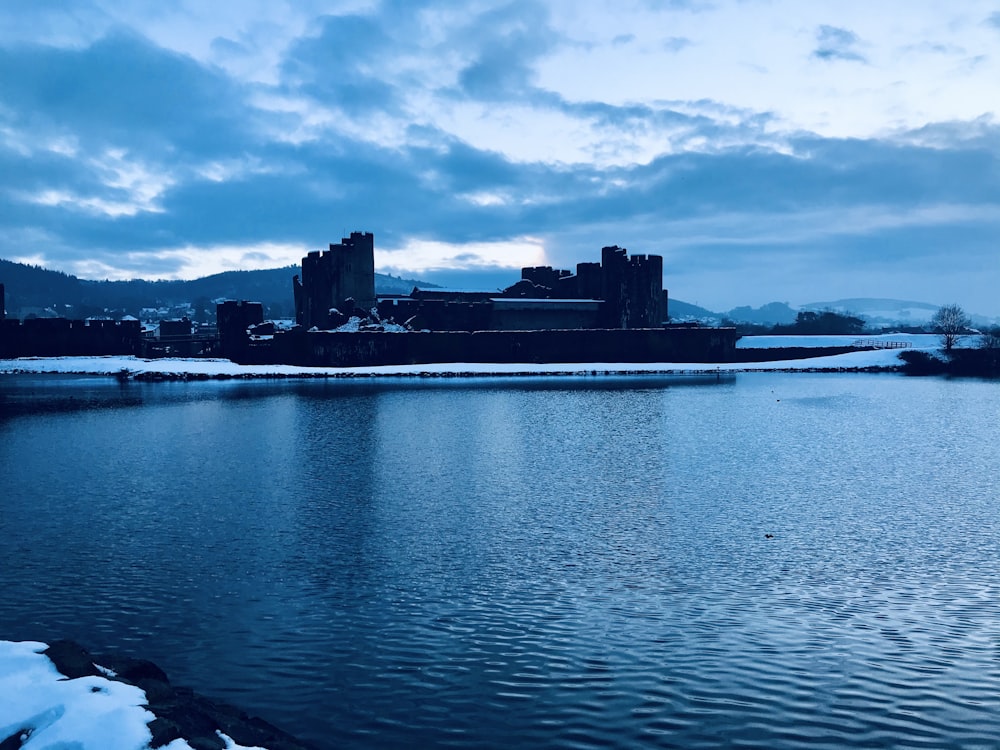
[3,374,1000,748]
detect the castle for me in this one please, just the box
[217,232,737,366]
[290,232,669,333]
[0,232,738,365]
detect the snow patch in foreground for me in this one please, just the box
[0,640,266,750]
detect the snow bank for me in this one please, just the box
[0,347,914,379]
[0,640,153,750]
[0,641,266,750]
[737,333,945,349]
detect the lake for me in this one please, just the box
[1,372,999,748]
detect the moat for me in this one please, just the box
[2,373,999,748]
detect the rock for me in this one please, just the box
[108,656,170,684]
[0,729,28,749]
[147,717,184,748]
[39,641,314,750]
[153,702,224,749]
[43,640,100,679]
[326,308,348,328]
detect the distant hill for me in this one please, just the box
[723,302,797,326]
[4,259,993,329]
[0,258,434,320]
[801,298,940,326]
[725,297,997,329]
[667,299,721,322]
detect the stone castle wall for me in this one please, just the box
[241,326,738,367]
[0,318,140,358]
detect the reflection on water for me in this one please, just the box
[1,372,999,749]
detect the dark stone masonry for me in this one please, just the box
[0,317,140,358]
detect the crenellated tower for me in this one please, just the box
[295,232,376,328]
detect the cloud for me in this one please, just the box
[987,12,1000,29]
[662,36,692,53]
[0,31,265,156]
[376,237,545,277]
[454,1,559,101]
[640,0,713,10]
[812,25,867,63]
[63,241,311,281]
[0,0,110,48]
[1,3,999,316]
[899,41,964,57]
[280,13,401,116]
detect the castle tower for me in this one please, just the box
[297,232,376,329]
[216,300,264,360]
[626,254,666,328]
[600,245,629,328]
[599,246,666,328]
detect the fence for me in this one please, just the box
[851,339,912,349]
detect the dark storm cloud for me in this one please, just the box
[454,0,559,100]
[812,25,867,63]
[0,32,263,155]
[0,31,297,269]
[3,21,998,275]
[280,13,402,115]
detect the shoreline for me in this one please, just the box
[1,639,312,750]
[0,348,912,381]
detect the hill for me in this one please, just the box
[723,302,797,326]
[0,259,433,320]
[720,297,997,329]
[666,298,721,323]
[801,298,940,325]
[5,259,994,329]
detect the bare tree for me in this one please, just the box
[930,304,971,352]
[980,326,1000,350]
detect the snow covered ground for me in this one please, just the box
[0,346,914,378]
[0,641,264,750]
[736,333,945,348]
[0,334,963,379]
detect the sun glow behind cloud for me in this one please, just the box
[377,237,547,276]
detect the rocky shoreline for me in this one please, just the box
[14,641,314,750]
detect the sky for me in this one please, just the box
[1,0,998,314]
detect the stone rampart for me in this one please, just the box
[0,318,140,357]
[242,327,739,367]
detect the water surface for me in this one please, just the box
[1,373,999,748]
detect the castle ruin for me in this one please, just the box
[216,231,738,366]
[294,232,375,329]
